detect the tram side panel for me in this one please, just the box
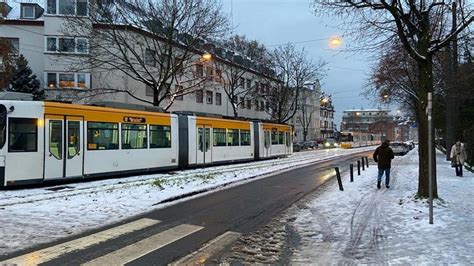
[83,115,179,176]
[2,101,45,186]
[211,122,254,163]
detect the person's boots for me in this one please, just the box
[377,181,381,189]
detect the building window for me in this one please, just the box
[1,38,19,56]
[239,77,245,88]
[48,0,88,15]
[46,72,90,89]
[145,49,156,67]
[196,64,204,77]
[196,90,203,103]
[246,99,251,109]
[246,79,251,90]
[255,100,259,111]
[206,91,213,104]
[22,5,35,18]
[175,85,183,100]
[46,37,89,54]
[216,92,222,105]
[8,118,37,152]
[240,97,245,109]
[260,101,265,111]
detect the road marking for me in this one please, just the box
[83,224,204,266]
[171,231,241,265]
[0,218,160,266]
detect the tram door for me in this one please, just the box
[196,125,212,165]
[263,131,271,157]
[45,116,83,179]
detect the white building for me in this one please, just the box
[291,81,321,142]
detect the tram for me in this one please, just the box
[0,101,292,187]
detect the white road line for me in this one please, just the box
[83,224,204,266]
[171,231,242,265]
[1,218,160,266]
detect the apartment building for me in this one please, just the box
[319,92,335,139]
[341,109,392,132]
[291,81,321,142]
[0,0,275,121]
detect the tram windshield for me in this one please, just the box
[0,105,6,149]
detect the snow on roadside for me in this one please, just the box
[0,147,373,256]
[291,149,474,264]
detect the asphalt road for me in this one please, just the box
[1,150,371,265]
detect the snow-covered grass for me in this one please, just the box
[0,147,373,256]
[291,148,474,264]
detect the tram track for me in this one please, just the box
[0,147,374,208]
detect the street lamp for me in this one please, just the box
[329,36,342,49]
[201,52,212,61]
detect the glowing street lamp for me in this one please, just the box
[329,36,342,49]
[201,52,212,61]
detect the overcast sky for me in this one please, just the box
[221,0,384,127]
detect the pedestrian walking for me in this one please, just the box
[373,139,395,189]
[450,140,467,177]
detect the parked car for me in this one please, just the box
[390,141,409,155]
[302,140,318,149]
[293,142,302,152]
[323,138,339,149]
[405,141,415,150]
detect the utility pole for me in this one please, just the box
[427,92,434,224]
[446,1,459,160]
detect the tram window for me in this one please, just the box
[279,132,285,144]
[49,120,63,159]
[240,130,251,146]
[68,121,80,158]
[213,128,226,146]
[149,125,171,148]
[87,122,119,150]
[122,124,147,149]
[227,129,239,146]
[8,118,38,152]
[0,105,6,149]
[271,131,278,145]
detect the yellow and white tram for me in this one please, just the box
[0,101,292,187]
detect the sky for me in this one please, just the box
[220,0,380,127]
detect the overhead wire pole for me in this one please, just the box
[427,92,434,224]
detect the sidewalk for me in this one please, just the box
[290,148,474,264]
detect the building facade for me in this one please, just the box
[319,92,335,139]
[341,109,392,133]
[0,0,276,121]
[291,81,321,142]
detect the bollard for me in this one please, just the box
[335,167,343,191]
[357,160,361,175]
[350,164,354,182]
[362,157,365,171]
[365,156,369,168]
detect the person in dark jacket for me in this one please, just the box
[373,139,395,189]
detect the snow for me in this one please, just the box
[291,148,474,264]
[2,146,472,263]
[0,147,374,256]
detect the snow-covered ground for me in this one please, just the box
[291,148,474,264]
[0,147,373,256]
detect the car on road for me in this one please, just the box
[302,140,318,149]
[323,138,339,149]
[390,141,409,155]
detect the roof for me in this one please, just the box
[2,0,44,20]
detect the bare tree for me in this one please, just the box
[297,104,316,141]
[267,43,326,123]
[0,39,15,90]
[62,0,229,110]
[313,0,473,198]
